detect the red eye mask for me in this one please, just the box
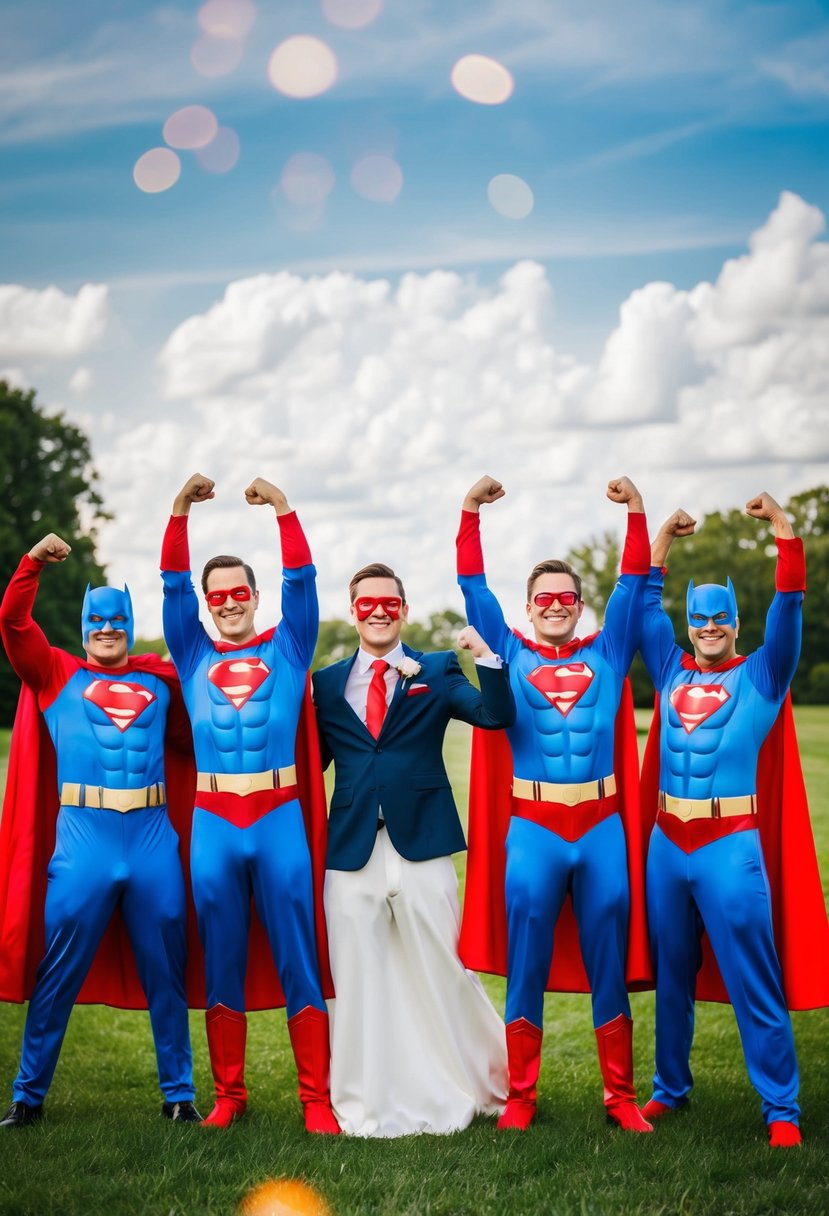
[205,585,252,607]
[353,596,403,621]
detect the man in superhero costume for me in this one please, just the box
[456,475,652,1133]
[640,493,829,1148]
[160,473,338,1133]
[0,533,199,1128]
[313,563,513,1136]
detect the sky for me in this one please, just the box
[1,0,828,638]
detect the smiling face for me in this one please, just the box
[82,585,133,668]
[526,572,584,647]
[351,576,409,657]
[205,565,259,645]
[687,615,739,668]
[686,580,739,668]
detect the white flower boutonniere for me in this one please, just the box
[396,656,422,682]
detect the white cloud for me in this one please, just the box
[0,283,108,358]
[91,192,829,638]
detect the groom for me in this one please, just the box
[313,561,515,1137]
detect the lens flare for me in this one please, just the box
[196,126,241,173]
[163,105,219,150]
[280,152,335,206]
[322,0,382,29]
[451,54,514,105]
[350,154,402,203]
[133,148,181,193]
[191,33,245,77]
[267,36,338,98]
[487,173,534,219]
[198,0,256,38]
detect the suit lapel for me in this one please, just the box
[380,648,425,736]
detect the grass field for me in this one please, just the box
[1,713,828,1216]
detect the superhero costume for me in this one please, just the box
[639,537,829,1127]
[0,557,196,1109]
[456,509,652,1130]
[160,510,336,1132]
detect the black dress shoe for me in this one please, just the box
[161,1100,202,1123]
[0,1101,43,1128]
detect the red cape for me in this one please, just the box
[0,666,332,1010]
[459,679,652,991]
[640,694,829,1009]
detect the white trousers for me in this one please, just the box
[325,827,507,1137]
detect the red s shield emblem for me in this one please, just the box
[669,683,730,733]
[83,680,156,732]
[526,663,594,717]
[208,658,271,709]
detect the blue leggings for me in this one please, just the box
[504,813,631,1028]
[647,825,798,1123]
[14,805,193,1105]
[191,800,326,1016]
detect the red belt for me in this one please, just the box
[195,784,299,829]
[512,792,619,843]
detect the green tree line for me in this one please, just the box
[1,379,827,722]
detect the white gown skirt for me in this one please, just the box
[325,828,507,1137]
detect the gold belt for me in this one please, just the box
[60,782,166,813]
[196,766,298,796]
[512,773,616,806]
[659,791,757,822]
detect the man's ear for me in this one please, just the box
[401,602,410,623]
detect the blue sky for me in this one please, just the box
[2,0,828,632]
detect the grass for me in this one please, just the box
[1,714,829,1215]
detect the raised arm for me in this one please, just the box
[744,492,804,698]
[638,508,696,683]
[456,475,512,655]
[0,534,72,691]
[599,477,651,671]
[160,473,216,669]
[246,477,319,671]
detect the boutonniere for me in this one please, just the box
[396,656,422,683]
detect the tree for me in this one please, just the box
[0,381,109,725]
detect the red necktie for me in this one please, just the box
[366,659,390,738]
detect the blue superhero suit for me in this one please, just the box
[639,538,806,1127]
[160,510,338,1132]
[0,556,194,1113]
[456,508,652,1131]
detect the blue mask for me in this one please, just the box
[686,579,738,629]
[81,585,135,650]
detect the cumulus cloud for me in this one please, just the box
[0,283,108,358]
[95,192,829,636]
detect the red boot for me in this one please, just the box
[768,1120,801,1148]
[287,1006,341,1134]
[595,1014,653,1133]
[497,1018,543,1131]
[642,1097,688,1121]
[201,1004,247,1128]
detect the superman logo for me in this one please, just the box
[669,683,730,734]
[83,680,156,733]
[525,662,594,717]
[208,657,271,710]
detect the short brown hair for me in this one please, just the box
[349,562,406,604]
[526,559,581,602]
[201,555,256,596]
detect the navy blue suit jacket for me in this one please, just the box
[313,646,514,871]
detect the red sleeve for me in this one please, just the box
[620,511,650,576]
[160,515,190,572]
[277,511,312,569]
[775,537,805,593]
[0,557,52,691]
[456,509,485,576]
